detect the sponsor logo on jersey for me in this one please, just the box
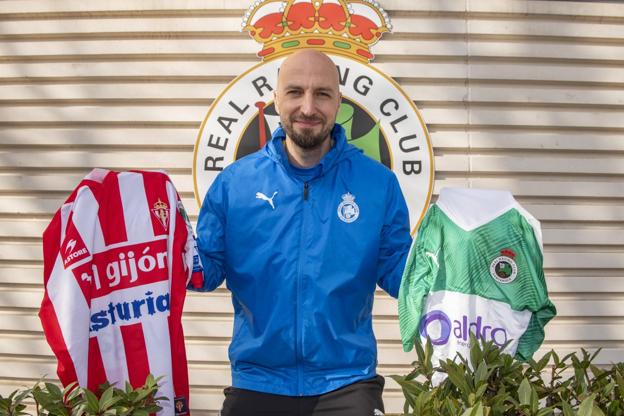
[77,239,169,299]
[151,198,170,231]
[89,289,170,333]
[62,219,90,268]
[337,192,359,223]
[193,0,434,233]
[490,248,518,284]
[419,309,509,348]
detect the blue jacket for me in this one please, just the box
[193,124,412,396]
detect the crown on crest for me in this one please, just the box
[500,248,516,259]
[242,0,392,63]
[153,198,168,211]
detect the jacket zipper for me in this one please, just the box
[296,181,309,395]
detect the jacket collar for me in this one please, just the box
[267,124,349,177]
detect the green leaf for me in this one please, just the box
[84,388,100,412]
[461,402,484,416]
[518,378,531,406]
[537,407,555,416]
[577,394,595,416]
[592,405,606,416]
[474,362,488,385]
[45,382,63,398]
[71,403,87,416]
[535,351,552,372]
[560,400,575,416]
[446,364,472,400]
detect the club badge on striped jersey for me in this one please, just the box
[151,198,170,231]
[490,248,519,284]
[174,396,189,415]
[193,0,435,234]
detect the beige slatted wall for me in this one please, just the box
[0,0,623,414]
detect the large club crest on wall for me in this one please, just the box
[193,0,434,232]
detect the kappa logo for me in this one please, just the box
[337,192,359,223]
[193,0,434,234]
[256,191,278,210]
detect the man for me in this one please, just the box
[193,49,412,415]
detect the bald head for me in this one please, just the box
[276,49,340,91]
[273,49,342,156]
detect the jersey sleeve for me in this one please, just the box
[514,213,557,361]
[39,180,101,388]
[191,171,229,292]
[398,207,440,352]
[375,174,412,298]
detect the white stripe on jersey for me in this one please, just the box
[118,172,155,244]
[143,314,174,416]
[72,187,106,251]
[97,326,130,387]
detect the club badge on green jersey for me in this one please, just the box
[490,248,519,284]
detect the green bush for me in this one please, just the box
[391,336,624,416]
[0,374,165,416]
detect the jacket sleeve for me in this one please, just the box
[190,171,229,292]
[375,174,412,298]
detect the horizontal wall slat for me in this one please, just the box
[1,310,622,343]
[3,266,623,293]
[2,83,624,108]
[2,129,623,153]
[4,39,624,62]
[2,106,624,131]
[3,195,624,221]
[4,17,624,40]
[1,0,623,16]
[4,61,624,84]
[2,288,622,319]
[0,336,621,374]
[3,216,623,246]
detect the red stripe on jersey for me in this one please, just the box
[168,206,190,405]
[141,172,171,237]
[38,292,79,386]
[168,315,189,404]
[120,323,150,388]
[87,337,107,393]
[99,173,128,246]
[42,210,62,286]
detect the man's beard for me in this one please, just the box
[282,115,333,150]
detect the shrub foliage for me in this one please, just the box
[392,336,624,416]
[0,374,164,416]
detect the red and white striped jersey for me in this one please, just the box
[40,169,202,416]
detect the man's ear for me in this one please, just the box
[273,91,280,114]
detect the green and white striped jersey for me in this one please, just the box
[398,188,557,363]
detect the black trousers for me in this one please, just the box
[219,375,385,416]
